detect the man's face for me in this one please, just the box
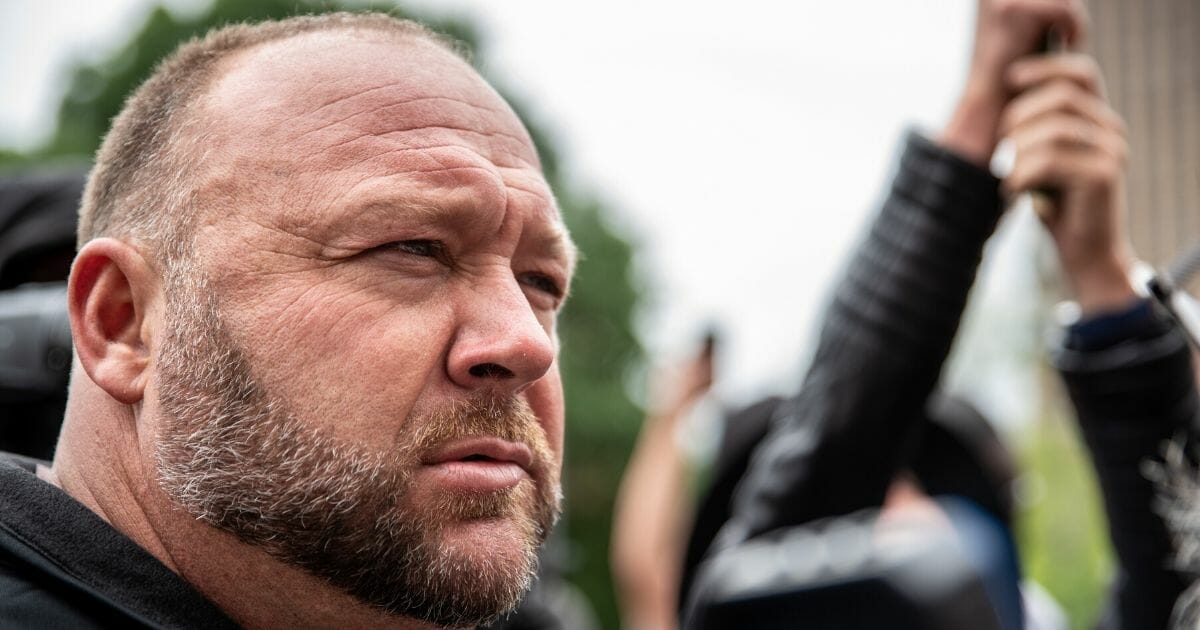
[149,32,572,626]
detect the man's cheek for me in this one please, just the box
[526,372,565,461]
[238,296,455,438]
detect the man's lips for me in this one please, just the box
[419,437,535,492]
[423,437,534,471]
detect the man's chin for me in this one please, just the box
[373,513,541,627]
[415,474,553,539]
[437,514,541,561]
[428,489,547,575]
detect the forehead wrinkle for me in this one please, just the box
[307,82,506,119]
[207,34,540,168]
[310,131,537,174]
[503,181,556,208]
[499,168,560,222]
[250,88,541,183]
[307,144,509,181]
[291,95,531,149]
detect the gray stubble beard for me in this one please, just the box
[153,272,562,627]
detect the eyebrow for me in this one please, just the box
[321,195,493,247]
[538,224,579,275]
[328,193,579,272]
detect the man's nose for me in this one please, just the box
[446,280,556,392]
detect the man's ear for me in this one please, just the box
[69,238,160,405]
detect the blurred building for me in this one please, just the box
[1086,0,1200,277]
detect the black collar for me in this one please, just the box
[0,453,238,629]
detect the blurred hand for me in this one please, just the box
[941,0,1088,165]
[649,342,715,423]
[1000,53,1136,313]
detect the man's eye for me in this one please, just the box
[519,273,563,299]
[390,240,449,262]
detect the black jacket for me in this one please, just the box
[711,132,1004,551]
[687,131,1195,629]
[0,453,239,629]
[680,133,1007,628]
[1057,303,1196,629]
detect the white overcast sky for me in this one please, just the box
[0,0,1047,420]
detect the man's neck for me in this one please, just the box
[156,512,435,630]
[54,394,180,570]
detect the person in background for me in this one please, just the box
[1019,45,1199,630]
[0,170,83,459]
[617,1,1101,627]
[610,341,1069,629]
[683,0,1196,626]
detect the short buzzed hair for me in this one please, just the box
[78,12,462,265]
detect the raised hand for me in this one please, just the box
[1000,53,1136,313]
[941,0,1088,165]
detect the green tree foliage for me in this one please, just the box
[3,2,644,627]
[1017,412,1112,629]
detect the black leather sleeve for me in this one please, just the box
[714,132,1004,548]
[1056,310,1197,630]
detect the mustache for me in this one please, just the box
[407,395,553,474]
